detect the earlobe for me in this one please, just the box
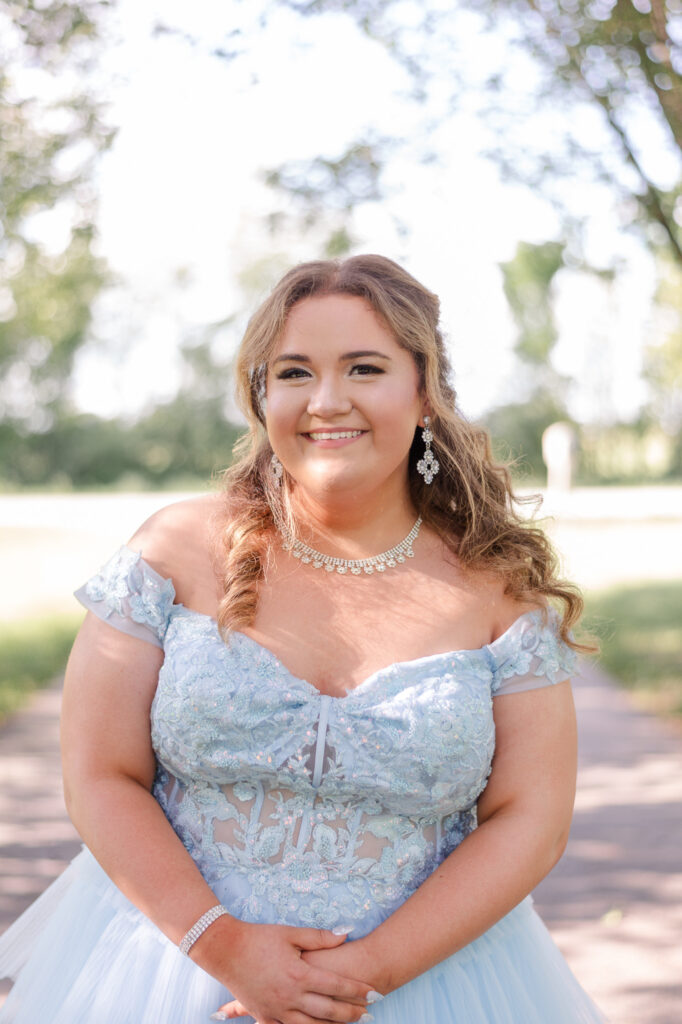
[418,402,432,428]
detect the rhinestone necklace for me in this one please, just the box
[280,517,422,575]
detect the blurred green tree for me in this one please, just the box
[474,0,682,262]
[129,332,242,487]
[0,0,114,450]
[262,139,392,256]
[0,324,242,489]
[484,240,575,477]
[266,0,682,263]
[244,1,680,481]
[500,240,565,370]
[644,259,682,473]
[484,393,569,480]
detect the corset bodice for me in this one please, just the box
[76,546,576,935]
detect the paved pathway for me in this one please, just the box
[1,662,681,1020]
[534,662,682,1024]
[0,679,79,1007]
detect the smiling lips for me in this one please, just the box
[306,430,365,441]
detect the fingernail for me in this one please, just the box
[359,1015,374,1023]
[367,990,384,1003]
[209,1014,227,1021]
[332,924,354,935]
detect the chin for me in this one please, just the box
[303,468,367,497]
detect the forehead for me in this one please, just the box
[271,293,402,356]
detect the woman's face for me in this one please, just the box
[265,293,427,503]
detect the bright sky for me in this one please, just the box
[70,0,659,423]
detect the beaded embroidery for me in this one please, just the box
[77,548,576,933]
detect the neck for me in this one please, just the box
[287,485,419,557]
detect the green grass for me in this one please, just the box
[583,580,682,718]
[0,615,81,723]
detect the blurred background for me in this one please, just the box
[0,0,681,710]
[1,5,682,1020]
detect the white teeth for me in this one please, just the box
[308,430,363,441]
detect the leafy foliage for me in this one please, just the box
[484,391,570,479]
[0,402,242,490]
[267,0,682,262]
[645,258,682,437]
[0,0,114,432]
[500,240,566,366]
[262,139,391,256]
[475,0,682,260]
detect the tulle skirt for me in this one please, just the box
[0,848,606,1023]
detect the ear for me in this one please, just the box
[418,398,432,428]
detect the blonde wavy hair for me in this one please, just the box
[218,254,588,651]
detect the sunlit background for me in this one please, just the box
[1,0,681,693]
[2,0,681,486]
[1,3,682,1018]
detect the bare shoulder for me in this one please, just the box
[471,572,544,643]
[426,536,543,646]
[127,493,227,597]
[496,595,544,635]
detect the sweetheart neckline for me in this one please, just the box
[167,600,543,702]
[122,544,543,701]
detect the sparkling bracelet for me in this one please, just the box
[178,904,230,956]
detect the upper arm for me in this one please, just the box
[63,494,220,800]
[477,680,577,838]
[478,603,579,837]
[61,502,200,799]
[61,613,164,800]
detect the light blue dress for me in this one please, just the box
[0,547,606,1023]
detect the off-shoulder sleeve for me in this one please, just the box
[74,546,176,648]
[488,609,577,696]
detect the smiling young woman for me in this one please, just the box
[0,255,605,1024]
[264,293,427,509]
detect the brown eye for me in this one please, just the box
[350,364,384,376]
[276,367,311,380]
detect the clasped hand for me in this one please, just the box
[201,919,382,1024]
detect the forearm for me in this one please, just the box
[66,774,231,947]
[353,682,578,994]
[357,808,567,994]
[66,774,373,1022]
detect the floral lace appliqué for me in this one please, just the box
[83,547,175,643]
[491,609,577,690]
[80,549,577,935]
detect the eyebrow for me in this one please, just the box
[272,350,392,365]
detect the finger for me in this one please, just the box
[209,999,252,1019]
[293,927,353,951]
[299,993,374,1023]
[304,964,372,1003]
[211,1002,286,1024]
[286,1011,373,1024]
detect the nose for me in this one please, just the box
[306,373,353,418]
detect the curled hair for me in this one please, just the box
[218,254,589,651]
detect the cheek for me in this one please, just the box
[372,378,423,425]
[264,388,299,436]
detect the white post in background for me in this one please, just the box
[542,421,577,492]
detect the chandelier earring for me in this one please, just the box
[416,416,439,485]
[271,453,283,486]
